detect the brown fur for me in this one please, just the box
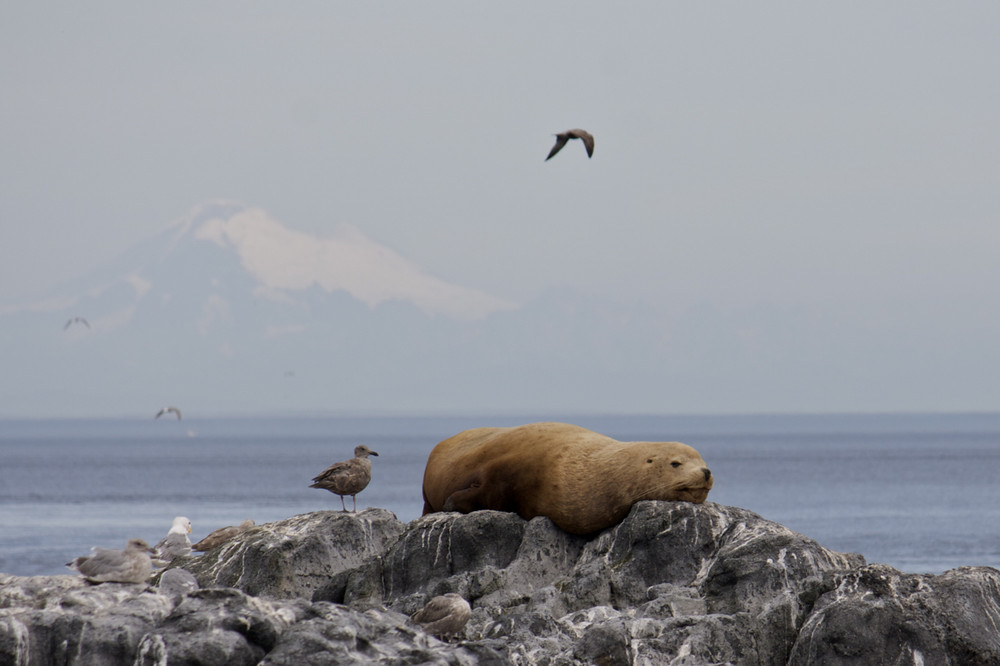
[421,422,713,535]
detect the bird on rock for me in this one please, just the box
[192,519,255,552]
[410,593,472,641]
[152,516,192,565]
[67,538,155,583]
[309,445,379,512]
[545,128,594,161]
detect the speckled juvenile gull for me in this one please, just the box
[192,519,255,552]
[66,538,154,583]
[410,593,472,640]
[152,516,192,565]
[154,406,182,420]
[545,128,595,161]
[309,445,379,512]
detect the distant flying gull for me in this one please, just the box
[66,538,155,584]
[155,407,182,420]
[410,593,473,641]
[192,519,255,552]
[309,445,379,512]
[152,516,193,566]
[64,317,90,330]
[545,128,595,161]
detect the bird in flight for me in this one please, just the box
[545,128,594,161]
[64,317,90,330]
[155,407,182,420]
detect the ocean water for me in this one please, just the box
[2,413,999,577]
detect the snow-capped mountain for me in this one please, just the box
[0,202,538,416]
[0,201,905,417]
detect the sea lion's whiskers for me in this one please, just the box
[627,480,686,504]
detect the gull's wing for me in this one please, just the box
[311,459,353,483]
[545,134,570,161]
[411,596,455,624]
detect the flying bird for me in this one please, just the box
[155,407,182,420]
[309,445,379,512]
[545,128,594,161]
[192,519,255,552]
[67,538,155,584]
[64,317,90,330]
[152,516,193,565]
[410,593,472,641]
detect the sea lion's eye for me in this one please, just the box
[670,461,681,468]
[646,459,653,464]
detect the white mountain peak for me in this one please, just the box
[189,203,517,320]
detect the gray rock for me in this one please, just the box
[0,574,172,665]
[788,564,1000,665]
[166,508,405,599]
[2,502,999,665]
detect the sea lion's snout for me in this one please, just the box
[702,468,712,483]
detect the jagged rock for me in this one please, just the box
[166,508,405,599]
[0,576,173,665]
[2,503,999,665]
[788,564,1000,665]
[319,501,865,665]
[0,575,493,666]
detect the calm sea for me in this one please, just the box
[2,413,998,577]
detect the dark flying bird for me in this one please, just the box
[67,538,155,584]
[64,317,90,330]
[309,445,379,512]
[545,128,595,161]
[410,593,473,641]
[155,407,182,420]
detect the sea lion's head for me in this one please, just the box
[627,441,713,505]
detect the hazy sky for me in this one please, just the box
[3,3,1000,414]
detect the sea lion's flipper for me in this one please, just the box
[442,478,484,513]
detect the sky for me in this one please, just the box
[2,3,1000,416]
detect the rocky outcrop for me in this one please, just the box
[318,502,865,665]
[1,502,999,665]
[165,509,406,599]
[788,564,1000,665]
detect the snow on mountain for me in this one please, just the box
[0,200,917,417]
[190,203,517,320]
[0,201,526,416]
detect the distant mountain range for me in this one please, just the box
[3,201,979,418]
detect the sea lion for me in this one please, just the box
[421,422,713,535]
